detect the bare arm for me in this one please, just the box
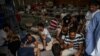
[75,43,84,56]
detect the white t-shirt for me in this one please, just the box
[40,28,51,39]
[61,13,67,19]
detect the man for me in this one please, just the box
[85,2,100,30]
[61,29,84,56]
[20,34,37,56]
[37,23,54,56]
[37,23,52,49]
[85,3,100,56]
[62,14,71,26]
[49,15,59,30]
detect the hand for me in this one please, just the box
[74,54,80,56]
[68,42,74,48]
[42,36,46,40]
[74,53,80,56]
[41,34,46,40]
[61,44,67,49]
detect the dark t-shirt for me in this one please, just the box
[63,15,71,25]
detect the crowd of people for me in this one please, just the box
[0,1,100,56]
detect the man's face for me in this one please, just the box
[27,36,32,42]
[69,32,76,39]
[62,27,68,33]
[89,5,97,12]
[38,26,44,31]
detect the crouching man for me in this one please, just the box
[61,29,84,56]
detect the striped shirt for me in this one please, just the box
[62,34,84,49]
[49,19,58,30]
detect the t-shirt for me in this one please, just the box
[22,36,36,47]
[49,19,58,30]
[63,15,71,25]
[40,28,51,39]
[69,21,79,30]
[61,13,67,19]
[62,34,84,49]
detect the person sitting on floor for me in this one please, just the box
[20,34,38,56]
[37,23,52,50]
[37,23,54,56]
[7,33,21,56]
[61,28,84,56]
[56,25,69,47]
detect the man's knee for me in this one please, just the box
[61,49,71,56]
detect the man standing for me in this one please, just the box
[85,3,100,56]
[85,2,100,30]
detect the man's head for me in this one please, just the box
[62,25,68,34]
[26,34,33,42]
[69,29,76,39]
[38,23,44,31]
[3,24,12,32]
[89,2,99,12]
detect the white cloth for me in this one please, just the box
[40,28,51,39]
[24,40,35,48]
[61,13,67,19]
[61,48,77,56]
[91,37,100,56]
[85,11,92,29]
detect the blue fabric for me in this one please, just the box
[18,47,34,56]
[19,31,27,39]
[84,52,91,56]
[85,12,100,55]
[21,36,36,43]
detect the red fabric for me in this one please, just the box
[49,19,58,30]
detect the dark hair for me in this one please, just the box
[52,43,61,56]
[21,34,31,43]
[3,24,11,29]
[26,34,31,37]
[22,34,36,43]
[69,28,77,33]
[62,24,68,27]
[89,2,99,6]
[55,15,60,18]
[63,14,71,20]
[37,22,44,28]
[63,14,71,25]
[3,24,12,32]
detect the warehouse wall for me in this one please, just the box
[13,0,93,7]
[54,0,91,6]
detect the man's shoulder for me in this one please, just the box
[76,34,85,41]
[76,34,82,37]
[94,11,100,17]
[94,12,100,21]
[44,28,48,32]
